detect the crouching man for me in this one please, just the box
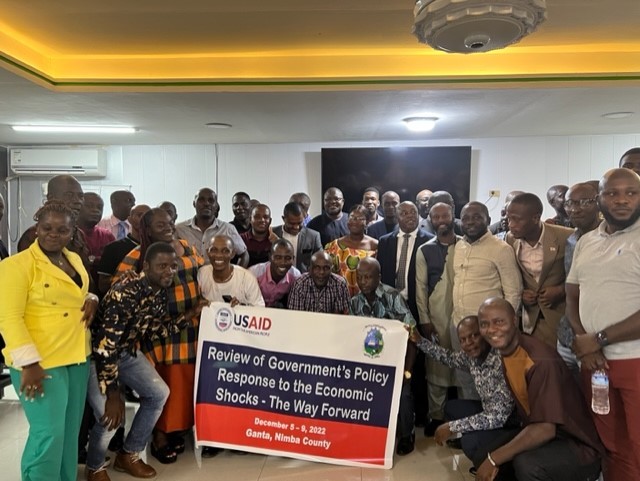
[86,242,206,480]
[409,315,518,469]
[475,297,602,481]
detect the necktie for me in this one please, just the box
[396,233,411,291]
[117,220,127,240]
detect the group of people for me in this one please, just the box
[0,147,639,481]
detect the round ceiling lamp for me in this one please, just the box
[413,0,547,54]
[403,117,438,132]
[601,112,634,120]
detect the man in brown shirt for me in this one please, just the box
[475,297,602,481]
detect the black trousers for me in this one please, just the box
[445,399,601,481]
[444,399,519,467]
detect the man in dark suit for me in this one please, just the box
[272,202,322,273]
[505,193,573,348]
[376,201,434,453]
[377,201,434,319]
[367,190,401,240]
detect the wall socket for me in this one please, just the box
[489,189,500,198]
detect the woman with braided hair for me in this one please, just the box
[0,200,98,481]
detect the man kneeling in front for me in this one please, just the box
[474,297,602,481]
[86,243,205,480]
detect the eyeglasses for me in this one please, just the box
[348,216,367,222]
[564,198,597,209]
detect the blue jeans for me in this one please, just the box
[86,352,169,470]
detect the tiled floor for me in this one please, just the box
[0,385,474,481]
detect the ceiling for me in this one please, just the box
[0,0,639,145]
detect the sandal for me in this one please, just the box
[151,443,178,464]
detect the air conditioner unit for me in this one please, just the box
[9,147,107,177]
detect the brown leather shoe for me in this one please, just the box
[114,451,157,478]
[86,467,111,481]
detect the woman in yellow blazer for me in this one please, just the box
[0,201,98,481]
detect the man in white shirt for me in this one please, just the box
[567,168,640,481]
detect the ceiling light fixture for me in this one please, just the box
[403,117,438,132]
[601,112,634,120]
[205,122,232,129]
[413,0,547,53]
[12,125,137,134]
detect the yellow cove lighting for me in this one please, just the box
[12,125,137,134]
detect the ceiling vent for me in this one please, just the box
[413,0,547,53]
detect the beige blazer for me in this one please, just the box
[506,224,573,336]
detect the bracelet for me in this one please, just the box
[85,293,99,303]
[487,452,498,467]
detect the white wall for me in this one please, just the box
[6,133,640,252]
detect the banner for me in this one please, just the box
[193,302,408,469]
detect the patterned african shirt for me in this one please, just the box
[92,275,189,393]
[115,239,203,364]
[349,283,416,326]
[416,338,515,434]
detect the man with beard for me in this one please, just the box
[452,202,522,399]
[287,250,349,314]
[415,202,460,435]
[307,187,349,246]
[419,191,463,236]
[556,183,600,374]
[367,191,400,240]
[505,193,573,348]
[476,298,602,481]
[567,168,640,480]
[249,239,301,308]
[176,187,248,266]
[362,187,383,225]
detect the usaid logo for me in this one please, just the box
[215,307,234,332]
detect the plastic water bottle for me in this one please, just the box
[591,369,610,415]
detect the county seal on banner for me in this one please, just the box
[193,302,408,469]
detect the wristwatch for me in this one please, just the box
[404,370,412,380]
[595,330,609,348]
